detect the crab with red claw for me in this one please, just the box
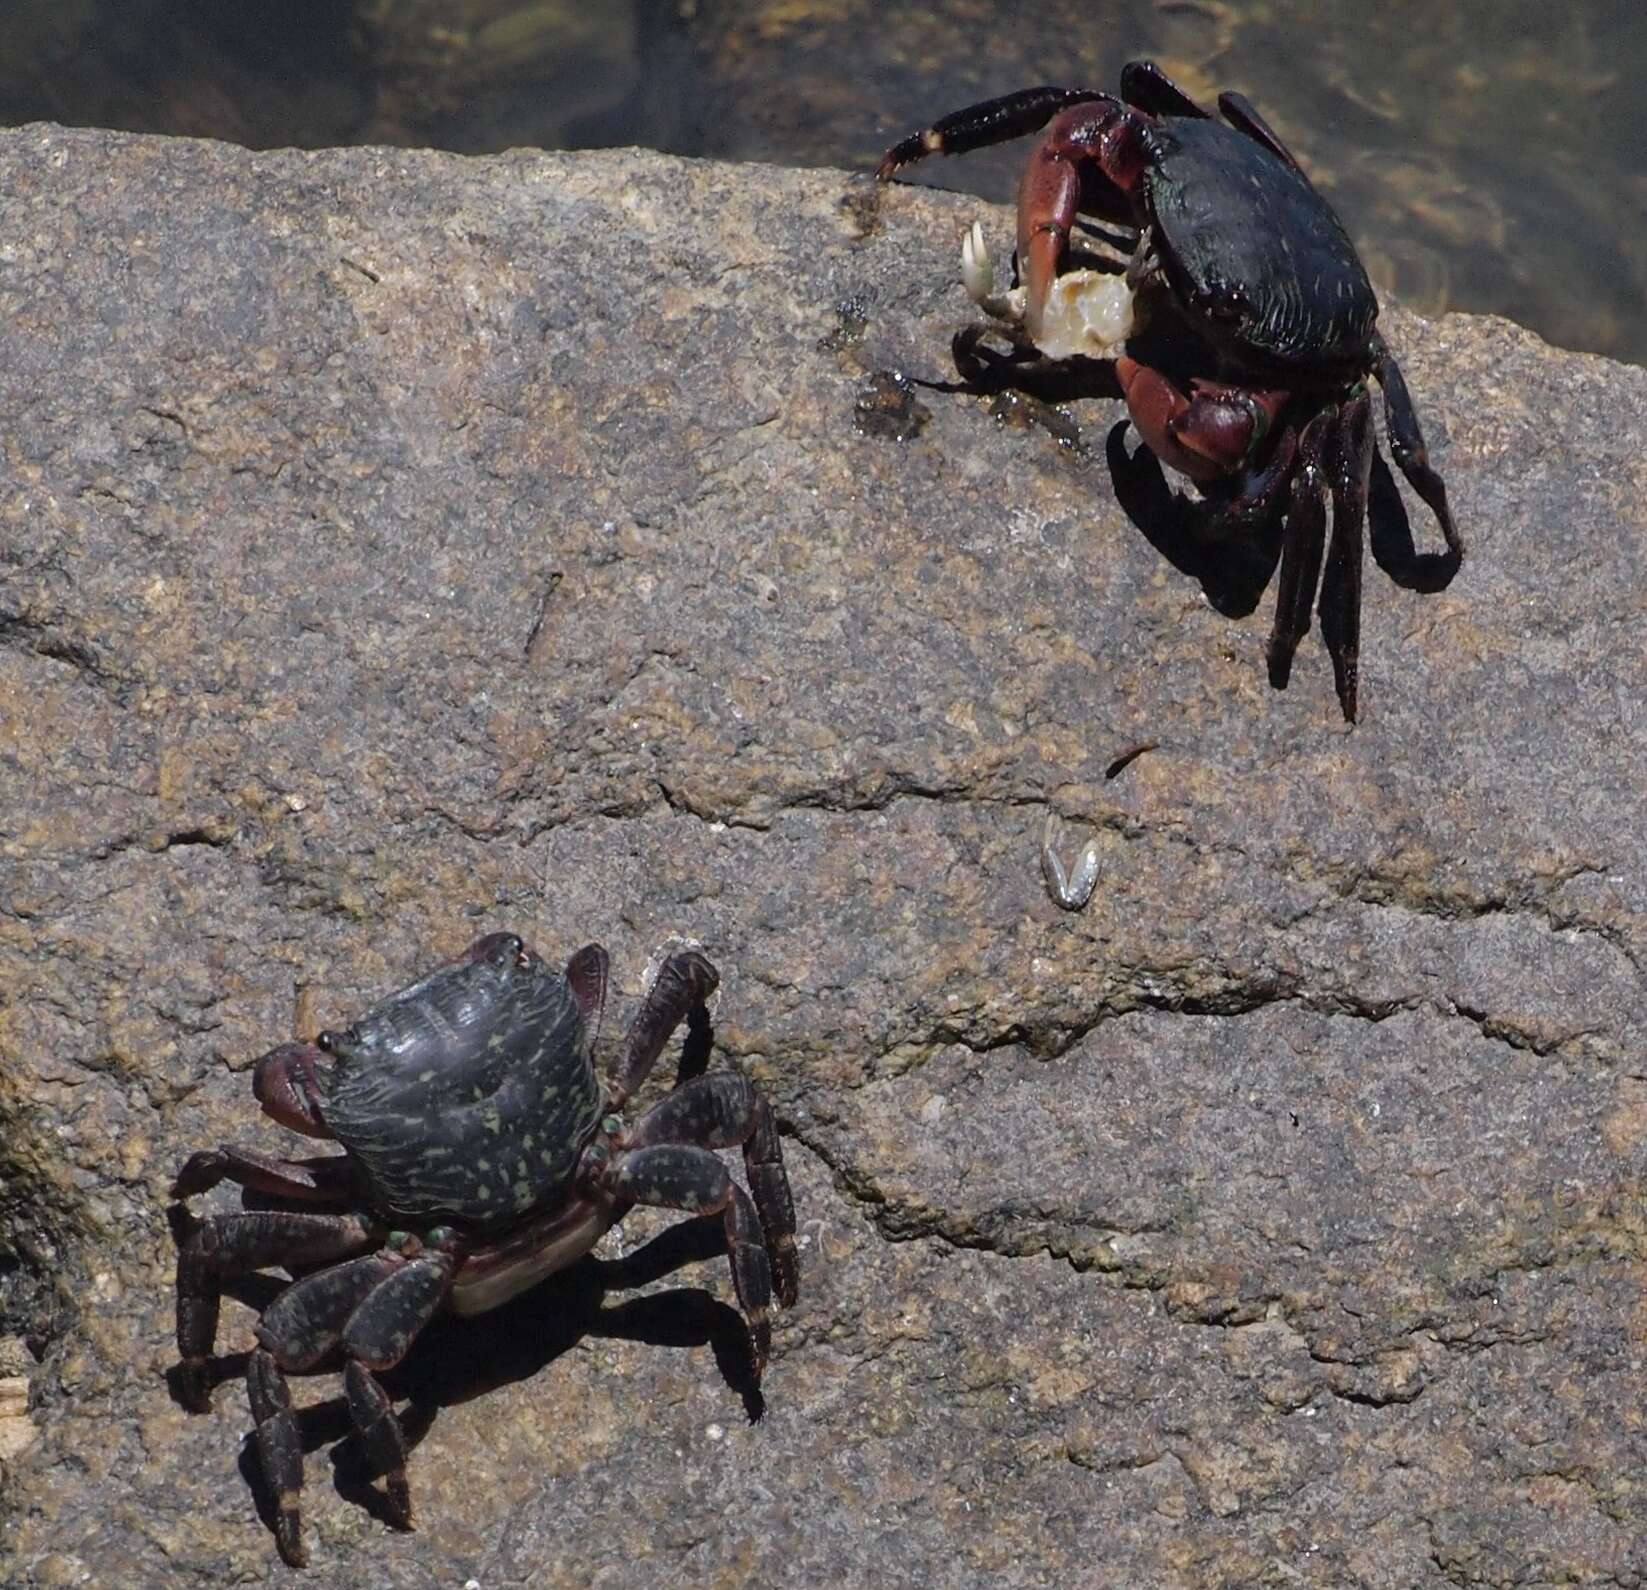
[170,931,799,1567]
[878,60,1463,721]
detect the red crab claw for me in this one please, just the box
[251,1041,331,1137]
[1116,356,1289,482]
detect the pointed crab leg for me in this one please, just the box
[1319,389,1375,721]
[625,1072,800,1309]
[877,86,1110,179]
[1370,334,1463,557]
[174,1210,376,1410]
[1266,413,1334,694]
[605,1143,783,1376]
[610,950,720,1105]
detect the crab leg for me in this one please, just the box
[171,1144,357,1203]
[339,1250,458,1530]
[243,1247,456,1565]
[1215,92,1310,177]
[174,1210,376,1410]
[1118,60,1211,119]
[248,1347,309,1566]
[248,1253,441,1569]
[1369,334,1463,557]
[343,1362,413,1530]
[1267,413,1334,694]
[1116,58,1312,188]
[342,1251,457,1372]
[627,1073,800,1308]
[877,86,1109,179]
[564,941,611,1043]
[257,1252,404,1371]
[1217,423,1301,529]
[606,1144,780,1375]
[610,950,719,1104]
[880,86,1152,341]
[1320,391,1375,721]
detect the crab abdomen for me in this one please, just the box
[319,943,601,1227]
[449,1194,616,1316]
[1143,117,1377,372]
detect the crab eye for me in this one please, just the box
[1205,282,1249,322]
[316,1026,358,1055]
[488,933,526,967]
[316,1029,340,1053]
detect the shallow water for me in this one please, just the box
[2,0,1643,362]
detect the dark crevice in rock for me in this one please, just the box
[1323,1379,1427,1409]
[653,781,770,833]
[0,1079,83,1409]
[792,1117,1178,1286]
[866,979,1548,1080]
[1314,860,1642,976]
[419,803,511,843]
[157,827,231,852]
[0,609,114,687]
[86,825,237,863]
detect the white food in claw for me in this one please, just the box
[961,220,1136,361]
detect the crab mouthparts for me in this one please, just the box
[961,220,1137,361]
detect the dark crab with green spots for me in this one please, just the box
[171,931,798,1567]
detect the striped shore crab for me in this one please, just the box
[879,60,1462,720]
[171,932,798,1566]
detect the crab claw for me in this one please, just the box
[961,221,995,304]
[961,221,1027,323]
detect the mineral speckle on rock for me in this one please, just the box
[2,126,1646,1586]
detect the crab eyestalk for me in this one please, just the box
[961,221,1137,361]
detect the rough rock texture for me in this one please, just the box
[2,125,1645,1586]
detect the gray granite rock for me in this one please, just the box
[1,125,1645,1586]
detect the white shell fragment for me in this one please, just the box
[961,220,1136,361]
[1041,811,1102,912]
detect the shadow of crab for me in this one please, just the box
[1104,420,1281,621]
[197,1219,764,1545]
[946,324,1124,406]
[938,326,1462,637]
[164,1205,763,1541]
[937,326,1280,621]
[1366,457,1463,595]
[1103,421,1462,620]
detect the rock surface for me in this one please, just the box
[2,125,1645,1586]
